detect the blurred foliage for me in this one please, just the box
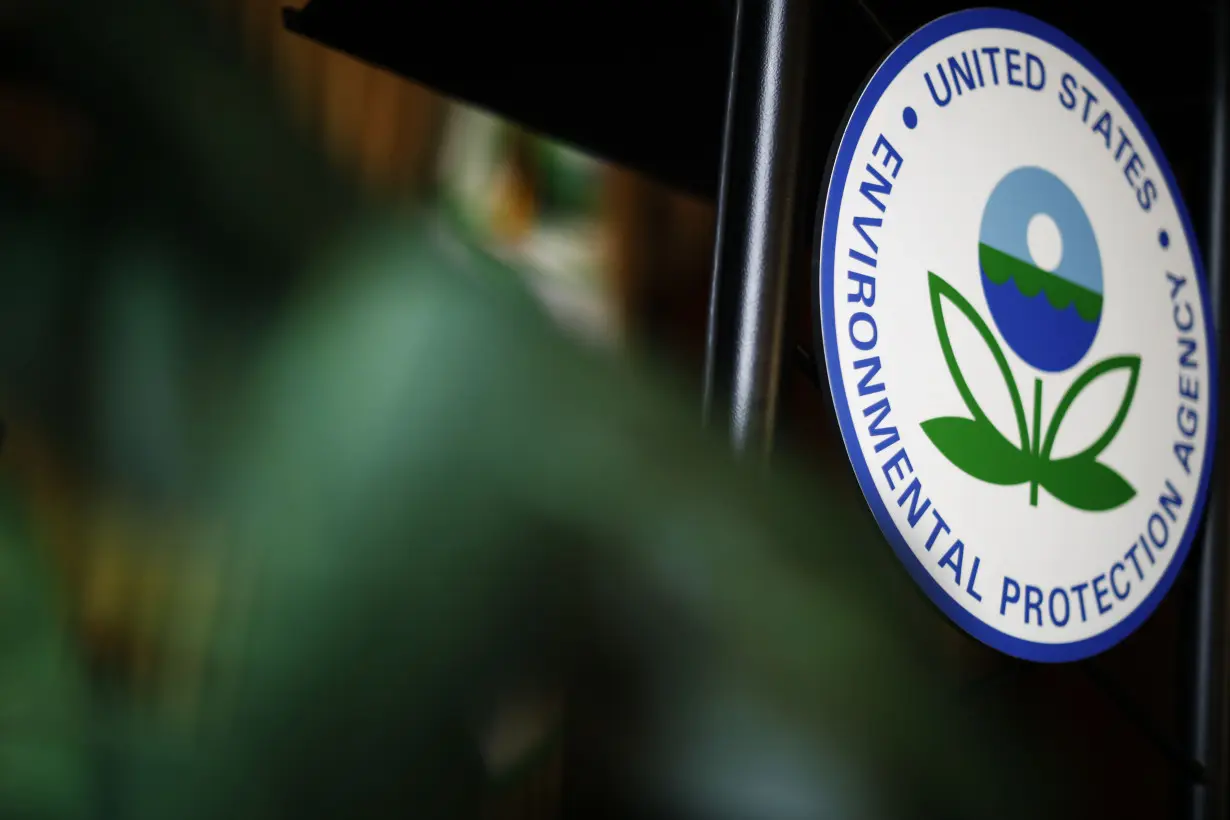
[0,1,1055,819]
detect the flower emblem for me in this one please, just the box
[920,166,1140,511]
[978,166,1103,372]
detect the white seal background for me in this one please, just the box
[820,16,1214,656]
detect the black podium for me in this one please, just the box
[283,2,1229,817]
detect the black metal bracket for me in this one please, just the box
[701,0,811,458]
[1185,0,1230,816]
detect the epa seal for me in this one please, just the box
[815,9,1217,661]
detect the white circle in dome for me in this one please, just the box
[1027,212,1063,272]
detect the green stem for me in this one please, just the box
[1030,378,1042,507]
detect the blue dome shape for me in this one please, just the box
[979,167,1103,373]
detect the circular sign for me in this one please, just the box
[815,9,1217,661]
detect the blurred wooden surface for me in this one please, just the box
[208,0,729,348]
[211,0,446,196]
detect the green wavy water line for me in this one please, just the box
[979,243,1103,322]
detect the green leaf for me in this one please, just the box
[1039,456,1137,512]
[927,273,1030,452]
[1041,355,1140,464]
[920,416,1033,486]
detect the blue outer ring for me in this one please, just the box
[814,8,1219,662]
